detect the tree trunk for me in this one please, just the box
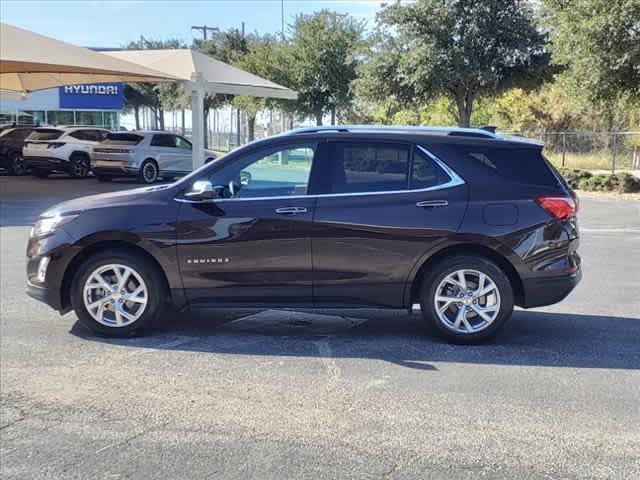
[134,106,140,130]
[315,112,323,126]
[330,107,336,125]
[247,116,256,142]
[454,89,473,128]
[158,108,165,130]
[181,109,185,136]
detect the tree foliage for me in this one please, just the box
[541,0,640,104]
[364,0,552,127]
[286,10,366,125]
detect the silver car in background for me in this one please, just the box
[91,131,216,184]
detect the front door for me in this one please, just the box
[310,140,468,308]
[176,141,319,305]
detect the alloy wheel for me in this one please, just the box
[83,264,148,327]
[72,157,89,177]
[433,269,501,334]
[11,153,26,175]
[142,162,158,183]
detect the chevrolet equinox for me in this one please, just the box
[26,126,581,343]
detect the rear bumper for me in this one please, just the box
[24,156,70,173]
[521,267,582,308]
[91,160,138,177]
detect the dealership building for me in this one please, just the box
[0,83,123,129]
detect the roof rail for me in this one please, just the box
[286,125,497,138]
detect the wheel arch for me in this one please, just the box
[60,238,173,311]
[406,243,524,308]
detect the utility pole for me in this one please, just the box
[281,0,285,42]
[191,25,219,41]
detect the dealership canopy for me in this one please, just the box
[0,23,178,92]
[104,49,297,169]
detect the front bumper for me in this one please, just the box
[521,267,582,308]
[26,280,66,312]
[24,156,70,173]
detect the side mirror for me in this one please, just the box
[184,180,223,200]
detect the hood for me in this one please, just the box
[41,184,173,218]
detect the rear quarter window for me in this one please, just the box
[445,145,559,186]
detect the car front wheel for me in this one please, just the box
[70,249,166,337]
[419,255,514,344]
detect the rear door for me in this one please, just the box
[150,134,181,172]
[174,135,193,173]
[310,140,469,308]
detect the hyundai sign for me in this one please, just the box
[59,83,123,109]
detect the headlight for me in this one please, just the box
[31,214,78,238]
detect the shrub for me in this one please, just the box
[572,171,640,193]
[558,168,592,189]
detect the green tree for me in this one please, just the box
[369,0,552,127]
[233,34,289,141]
[287,10,366,125]
[541,0,640,105]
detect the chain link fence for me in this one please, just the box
[511,131,640,173]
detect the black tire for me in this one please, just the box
[138,159,159,184]
[7,151,26,176]
[96,175,113,182]
[32,169,49,178]
[70,249,167,337]
[69,153,90,178]
[419,255,514,344]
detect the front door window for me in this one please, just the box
[210,143,317,199]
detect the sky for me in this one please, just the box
[0,0,385,48]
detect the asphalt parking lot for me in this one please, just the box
[1,174,639,479]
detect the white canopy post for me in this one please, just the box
[189,72,206,170]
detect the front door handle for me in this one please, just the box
[416,200,449,208]
[275,206,308,215]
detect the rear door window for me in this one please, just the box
[27,129,63,141]
[410,148,451,189]
[151,134,177,148]
[323,142,411,194]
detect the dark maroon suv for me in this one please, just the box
[26,126,581,343]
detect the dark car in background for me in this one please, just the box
[26,126,581,343]
[0,126,36,175]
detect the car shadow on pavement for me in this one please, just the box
[70,308,640,371]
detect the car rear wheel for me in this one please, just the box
[8,151,26,176]
[70,249,166,337]
[419,255,514,344]
[138,159,159,184]
[70,153,90,178]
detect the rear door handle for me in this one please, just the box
[416,200,449,208]
[275,206,308,215]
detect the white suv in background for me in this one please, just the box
[91,131,216,184]
[23,126,110,178]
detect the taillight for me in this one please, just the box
[535,195,577,219]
